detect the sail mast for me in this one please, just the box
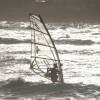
[38,15,64,83]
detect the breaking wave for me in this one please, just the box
[0,78,100,98]
[0,37,96,46]
[92,33,100,35]
[0,21,29,29]
[0,37,30,44]
[55,39,95,45]
[58,49,100,55]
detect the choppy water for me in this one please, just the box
[0,21,100,100]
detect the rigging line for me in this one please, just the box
[32,63,45,74]
[31,68,51,80]
[33,68,48,69]
[31,59,46,73]
[45,59,52,68]
[32,67,45,73]
[36,59,47,73]
[31,59,52,67]
[33,59,45,73]
[30,57,36,69]
[31,60,50,79]
[43,60,50,68]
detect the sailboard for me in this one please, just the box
[29,13,64,83]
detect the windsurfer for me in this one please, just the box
[30,14,64,83]
[45,63,59,82]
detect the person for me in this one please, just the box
[45,63,59,82]
[50,63,59,82]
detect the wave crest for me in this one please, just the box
[0,78,100,98]
[0,37,30,44]
[55,39,95,45]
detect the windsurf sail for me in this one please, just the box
[29,13,64,83]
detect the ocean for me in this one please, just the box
[0,21,100,100]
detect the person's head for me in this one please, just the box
[53,63,57,68]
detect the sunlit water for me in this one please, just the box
[0,21,100,100]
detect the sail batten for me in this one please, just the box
[31,27,48,35]
[31,56,57,61]
[31,42,54,48]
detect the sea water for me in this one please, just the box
[0,21,100,100]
